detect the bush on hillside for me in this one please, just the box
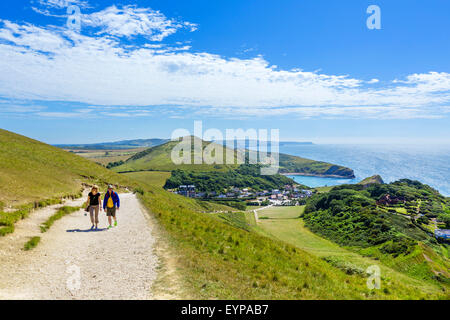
[302,180,448,251]
[164,164,298,193]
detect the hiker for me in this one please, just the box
[87,186,102,230]
[103,185,120,229]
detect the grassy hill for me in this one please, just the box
[112,137,355,178]
[302,180,450,285]
[113,138,238,172]
[0,129,131,206]
[251,206,448,298]
[0,128,137,236]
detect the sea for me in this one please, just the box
[279,143,450,196]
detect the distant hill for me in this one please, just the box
[56,138,314,151]
[113,137,238,172]
[112,137,355,178]
[55,138,169,150]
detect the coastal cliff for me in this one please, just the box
[278,153,355,178]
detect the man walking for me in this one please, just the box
[103,185,120,229]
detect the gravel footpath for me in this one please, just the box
[0,193,158,300]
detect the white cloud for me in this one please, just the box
[82,5,197,41]
[0,6,449,120]
[0,104,44,113]
[36,0,89,9]
[0,21,69,52]
[35,107,94,118]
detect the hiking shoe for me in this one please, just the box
[114,221,117,227]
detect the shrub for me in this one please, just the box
[106,160,125,169]
[134,187,145,195]
[24,236,41,251]
[380,238,415,257]
[0,225,14,236]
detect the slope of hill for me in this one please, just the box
[0,129,131,205]
[127,171,446,299]
[302,180,450,284]
[112,138,355,178]
[250,206,447,298]
[113,138,238,172]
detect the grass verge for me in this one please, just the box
[0,192,83,237]
[40,206,80,233]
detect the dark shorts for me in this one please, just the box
[106,207,116,217]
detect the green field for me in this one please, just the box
[252,206,449,297]
[313,186,335,193]
[123,171,172,188]
[70,148,146,166]
[258,206,303,220]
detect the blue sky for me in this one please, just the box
[0,0,449,144]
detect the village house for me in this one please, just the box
[178,185,196,198]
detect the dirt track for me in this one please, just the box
[0,193,159,299]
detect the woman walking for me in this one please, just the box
[87,186,102,230]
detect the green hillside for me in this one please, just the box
[0,129,130,206]
[112,137,355,178]
[113,138,238,172]
[164,165,299,193]
[251,206,447,298]
[302,180,450,284]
